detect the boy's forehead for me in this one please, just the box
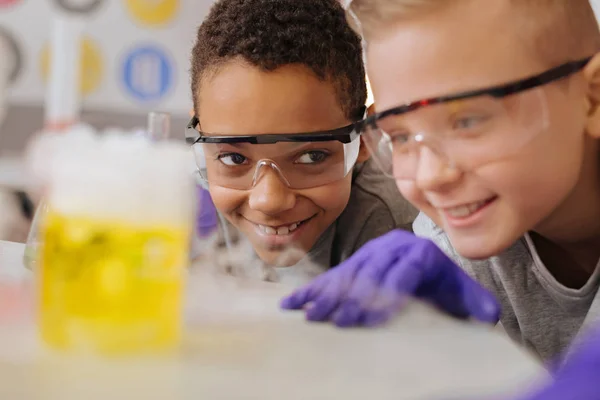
[360,0,600,69]
[364,0,549,108]
[198,62,349,135]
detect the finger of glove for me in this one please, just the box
[305,265,357,322]
[332,251,402,327]
[280,275,328,310]
[288,235,390,321]
[360,309,394,327]
[416,255,500,324]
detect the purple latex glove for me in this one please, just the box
[280,229,500,327]
[515,325,600,400]
[196,185,218,238]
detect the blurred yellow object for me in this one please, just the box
[39,211,188,354]
[29,128,194,355]
[40,36,103,97]
[124,0,179,26]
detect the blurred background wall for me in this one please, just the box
[0,0,216,152]
[2,0,600,155]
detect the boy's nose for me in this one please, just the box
[248,167,296,215]
[414,146,461,191]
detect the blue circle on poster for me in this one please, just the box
[121,45,174,102]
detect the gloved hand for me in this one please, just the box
[196,185,218,238]
[280,229,500,327]
[514,325,600,400]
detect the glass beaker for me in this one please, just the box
[36,132,193,355]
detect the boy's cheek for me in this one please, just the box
[396,181,442,225]
[207,186,242,215]
[396,181,423,209]
[305,176,352,210]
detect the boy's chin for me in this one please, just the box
[446,231,518,261]
[255,246,308,267]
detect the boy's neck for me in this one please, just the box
[530,232,599,289]
[532,140,600,287]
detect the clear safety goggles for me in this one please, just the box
[185,117,362,190]
[359,57,591,179]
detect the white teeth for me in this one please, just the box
[446,200,487,218]
[446,205,472,218]
[259,221,302,236]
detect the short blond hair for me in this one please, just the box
[348,0,600,65]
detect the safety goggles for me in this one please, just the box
[185,117,362,190]
[358,57,592,179]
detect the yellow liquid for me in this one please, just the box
[39,211,189,355]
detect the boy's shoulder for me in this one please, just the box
[331,159,418,264]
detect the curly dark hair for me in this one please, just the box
[190,0,367,121]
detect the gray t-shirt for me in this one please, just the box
[413,212,600,362]
[309,158,418,267]
[204,159,418,285]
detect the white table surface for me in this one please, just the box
[0,240,546,400]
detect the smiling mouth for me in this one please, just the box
[254,216,314,236]
[443,197,497,219]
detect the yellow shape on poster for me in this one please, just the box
[40,37,103,97]
[124,0,179,26]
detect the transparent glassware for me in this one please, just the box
[23,112,171,271]
[146,111,171,141]
[36,129,193,354]
[23,198,48,271]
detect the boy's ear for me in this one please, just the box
[357,137,371,163]
[367,103,376,117]
[583,54,600,138]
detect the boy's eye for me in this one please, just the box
[296,150,329,164]
[387,131,410,145]
[217,153,248,166]
[453,115,488,131]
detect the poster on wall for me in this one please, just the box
[0,0,214,117]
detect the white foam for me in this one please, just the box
[27,126,194,228]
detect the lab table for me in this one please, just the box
[0,240,546,399]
